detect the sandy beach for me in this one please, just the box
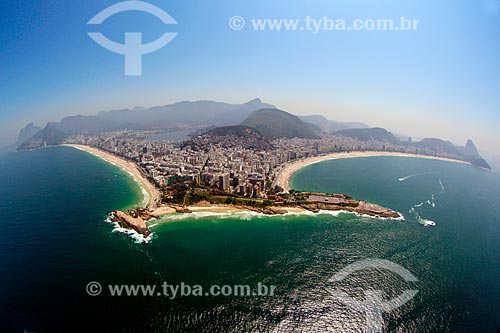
[62,144,309,217]
[62,145,466,217]
[63,144,160,209]
[274,151,468,191]
[152,205,309,219]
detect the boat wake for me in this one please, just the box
[408,177,445,227]
[398,172,434,182]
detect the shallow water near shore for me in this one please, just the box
[1,148,500,332]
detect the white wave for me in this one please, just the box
[105,214,153,244]
[104,206,405,243]
[160,210,263,222]
[344,210,405,221]
[287,208,405,221]
[391,212,405,221]
[125,170,149,208]
[156,208,405,223]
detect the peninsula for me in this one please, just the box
[65,144,404,238]
[27,107,488,239]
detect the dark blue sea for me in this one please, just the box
[1,147,500,332]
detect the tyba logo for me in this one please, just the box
[87,1,177,76]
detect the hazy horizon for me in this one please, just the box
[1,96,494,153]
[2,0,500,154]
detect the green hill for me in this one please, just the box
[241,109,320,139]
[337,127,400,144]
[204,125,264,138]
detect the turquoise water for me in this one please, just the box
[1,149,500,332]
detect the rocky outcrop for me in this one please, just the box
[16,123,41,146]
[300,201,400,218]
[192,200,212,207]
[127,208,159,220]
[108,198,398,239]
[248,206,288,215]
[17,122,67,151]
[172,206,192,213]
[111,210,153,237]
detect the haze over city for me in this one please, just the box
[2,0,500,154]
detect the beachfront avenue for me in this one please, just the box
[86,281,277,299]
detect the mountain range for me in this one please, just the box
[15,98,491,169]
[16,99,362,148]
[298,115,370,132]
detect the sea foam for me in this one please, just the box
[155,208,405,224]
[105,214,153,244]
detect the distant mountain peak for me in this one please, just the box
[17,122,67,151]
[244,98,263,104]
[16,123,42,146]
[464,139,480,157]
[465,139,477,151]
[415,137,491,169]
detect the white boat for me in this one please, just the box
[422,219,436,227]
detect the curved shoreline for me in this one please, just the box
[274,151,468,192]
[62,144,160,209]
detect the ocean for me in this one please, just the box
[1,147,500,332]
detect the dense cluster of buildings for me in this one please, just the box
[65,130,458,198]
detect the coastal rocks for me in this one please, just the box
[172,206,192,213]
[130,208,159,221]
[300,202,399,218]
[264,207,288,215]
[111,210,152,237]
[355,202,400,218]
[151,206,176,216]
[193,200,212,207]
[248,206,288,215]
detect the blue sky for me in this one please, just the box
[1,0,500,153]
